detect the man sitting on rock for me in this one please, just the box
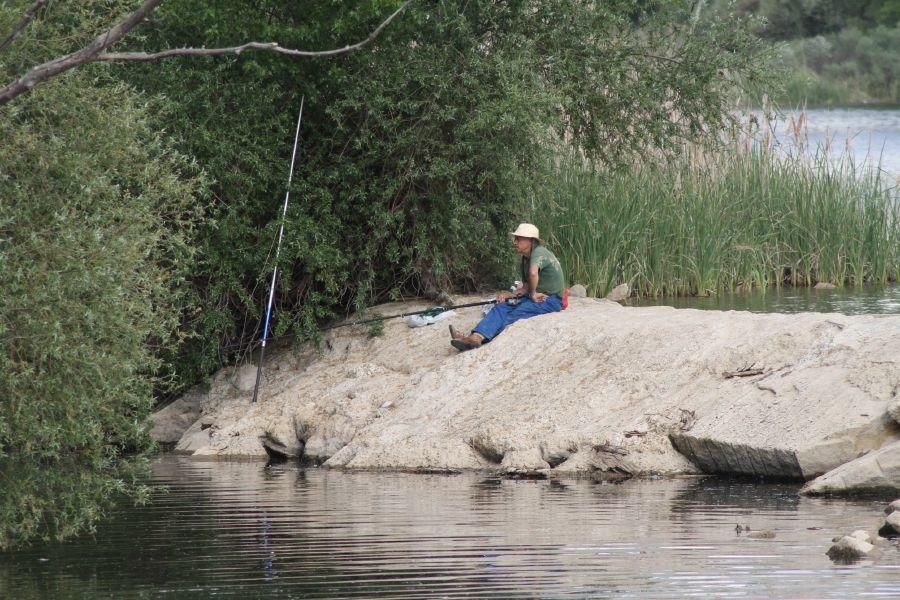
[450,223,565,351]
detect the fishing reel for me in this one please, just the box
[506,280,523,305]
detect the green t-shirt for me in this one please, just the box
[520,245,565,296]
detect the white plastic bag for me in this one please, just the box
[405,309,456,328]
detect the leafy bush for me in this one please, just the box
[0,71,205,545]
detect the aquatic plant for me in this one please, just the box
[538,133,899,298]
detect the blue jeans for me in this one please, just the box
[473,295,562,341]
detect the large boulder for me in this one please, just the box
[604,283,630,303]
[888,397,900,425]
[155,297,900,479]
[149,387,206,444]
[801,439,900,496]
[879,511,900,538]
[827,533,882,562]
[568,284,588,298]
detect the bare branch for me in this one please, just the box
[0,0,164,104]
[98,1,412,62]
[0,0,411,105]
[0,0,48,53]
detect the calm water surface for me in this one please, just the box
[635,285,900,315]
[755,107,900,181]
[2,456,899,599]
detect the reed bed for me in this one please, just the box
[538,144,900,298]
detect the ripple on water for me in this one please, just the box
[1,456,899,599]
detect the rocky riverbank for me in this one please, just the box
[152,295,900,492]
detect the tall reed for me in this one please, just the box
[537,143,899,298]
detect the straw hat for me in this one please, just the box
[509,223,543,244]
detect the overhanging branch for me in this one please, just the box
[0,0,411,105]
[98,1,411,62]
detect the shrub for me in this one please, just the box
[0,72,205,545]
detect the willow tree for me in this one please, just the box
[0,0,409,547]
[0,2,208,547]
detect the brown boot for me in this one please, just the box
[450,333,483,352]
[449,324,466,340]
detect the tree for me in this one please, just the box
[0,69,207,546]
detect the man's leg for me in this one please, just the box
[472,301,515,341]
[499,295,562,330]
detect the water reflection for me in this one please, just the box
[1,456,898,598]
[635,285,900,315]
[0,457,150,551]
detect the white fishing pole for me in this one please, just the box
[253,96,304,403]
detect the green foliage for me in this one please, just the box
[0,456,151,550]
[115,0,772,395]
[366,316,385,338]
[0,65,205,545]
[775,26,900,105]
[540,143,900,297]
[711,0,900,38]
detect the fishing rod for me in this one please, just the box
[252,96,305,403]
[321,298,505,331]
[221,297,509,354]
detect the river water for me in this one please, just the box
[2,456,899,599]
[636,284,900,315]
[754,107,900,182]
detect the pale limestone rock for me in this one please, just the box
[827,535,881,561]
[747,530,776,539]
[235,363,258,393]
[889,397,900,425]
[605,283,630,303]
[540,440,577,468]
[801,440,900,496]
[149,387,205,443]
[304,415,355,462]
[879,511,900,537]
[849,530,872,543]
[885,499,900,515]
[501,448,550,471]
[550,449,596,473]
[174,422,214,453]
[568,284,588,298]
[262,414,305,458]
[164,297,900,478]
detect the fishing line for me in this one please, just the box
[252,96,305,403]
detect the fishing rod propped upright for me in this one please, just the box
[252,96,305,403]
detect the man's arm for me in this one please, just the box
[497,283,526,302]
[528,264,547,302]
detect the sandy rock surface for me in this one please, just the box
[153,296,900,479]
[801,439,900,495]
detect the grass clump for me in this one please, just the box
[538,143,899,298]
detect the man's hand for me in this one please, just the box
[531,292,548,303]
